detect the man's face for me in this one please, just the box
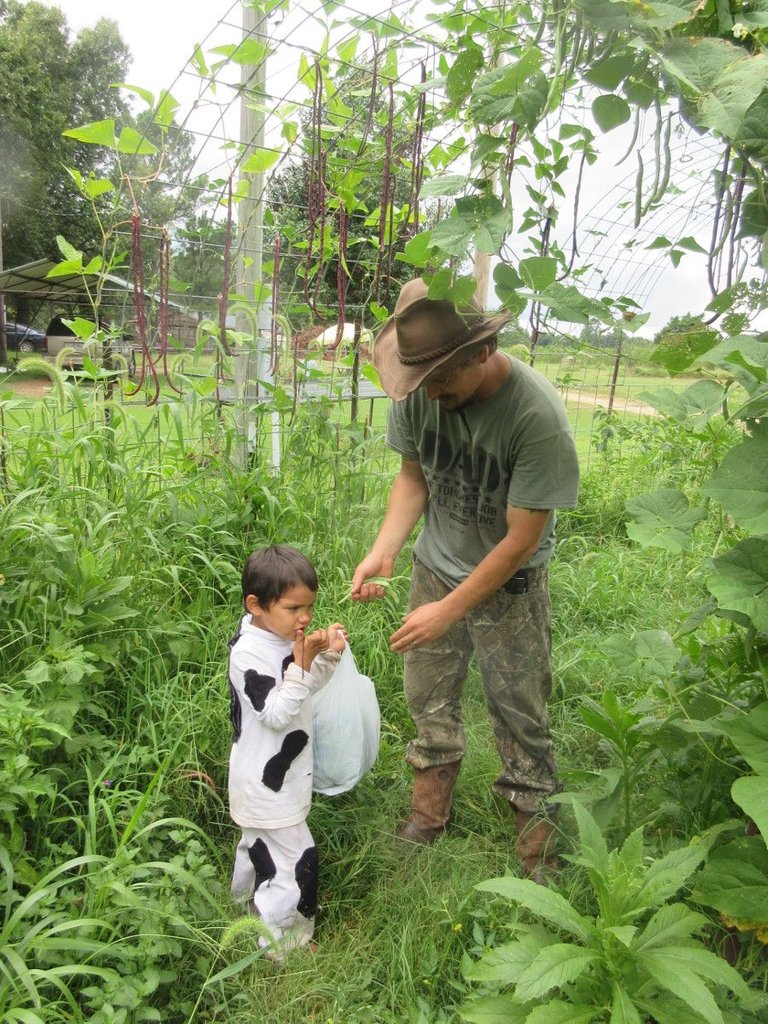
[423,351,484,411]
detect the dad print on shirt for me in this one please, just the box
[421,426,504,531]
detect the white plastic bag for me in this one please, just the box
[311,645,380,795]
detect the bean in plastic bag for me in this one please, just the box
[311,644,380,795]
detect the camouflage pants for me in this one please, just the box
[403,558,558,815]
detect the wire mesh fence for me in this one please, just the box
[2,347,671,491]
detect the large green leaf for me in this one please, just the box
[154,90,180,129]
[116,126,159,156]
[420,174,469,198]
[525,284,615,325]
[625,488,706,552]
[650,329,722,374]
[514,944,601,1003]
[518,257,558,291]
[46,258,83,278]
[703,436,768,532]
[396,231,433,267]
[426,270,477,305]
[241,149,280,174]
[494,263,527,317]
[740,188,768,239]
[633,903,709,951]
[731,776,768,842]
[634,951,723,1024]
[446,44,485,106]
[464,933,547,983]
[653,944,751,1001]
[62,119,117,148]
[707,537,768,632]
[637,844,708,907]
[592,94,631,132]
[475,877,593,942]
[637,379,725,428]
[611,983,644,1024]
[735,92,768,163]
[210,38,269,66]
[601,630,680,681]
[630,1,700,31]
[694,836,768,922]
[661,39,768,141]
[585,54,635,91]
[571,802,610,874]
[430,211,475,256]
[718,702,768,775]
[431,196,510,256]
[694,336,768,374]
[469,50,548,127]
[458,993,531,1023]
[526,1003,600,1024]
[584,0,698,35]
[575,0,634,32]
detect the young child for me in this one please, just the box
[227,544,346,954]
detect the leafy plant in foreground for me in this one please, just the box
[459,803,757,1024]
[575,689,662,834]
[694,701,768,946]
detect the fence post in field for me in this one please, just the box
[607,327,624,416]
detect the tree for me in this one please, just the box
[172,209,230,312]
[0,1,132,275]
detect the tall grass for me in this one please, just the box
[1,381,764,1021]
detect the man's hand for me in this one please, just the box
[389,601,456,653]
[350,553,394,603]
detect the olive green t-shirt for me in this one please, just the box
[386,355,580,588]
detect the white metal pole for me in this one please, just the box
[234,1,279,469]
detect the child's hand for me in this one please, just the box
[326,623,347,653]
[293,629,322,671]
[292,624,347,670]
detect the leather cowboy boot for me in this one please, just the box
[397,762,461,844]
[514,807,559,884]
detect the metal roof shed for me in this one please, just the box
[0,258,200,348]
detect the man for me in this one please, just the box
[350,277,579,880]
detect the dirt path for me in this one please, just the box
[565,392,659,417]
[4,377,52,399]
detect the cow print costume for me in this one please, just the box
[228,613,340,952]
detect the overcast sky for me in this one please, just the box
[34,0,761,336]
[40,1,236,95]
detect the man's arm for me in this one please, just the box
[389,504,550,652]
[350,458,428,602]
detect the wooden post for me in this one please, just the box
[606,328,624,416]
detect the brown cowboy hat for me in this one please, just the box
[373,278,511,400]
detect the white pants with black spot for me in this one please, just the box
[232,820,316,951]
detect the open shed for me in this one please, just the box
[0,259,202,352]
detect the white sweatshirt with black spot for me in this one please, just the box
[227,614,340,829]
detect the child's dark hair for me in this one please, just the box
[241,545,318,609]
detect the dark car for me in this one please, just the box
[1,321,48,353]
